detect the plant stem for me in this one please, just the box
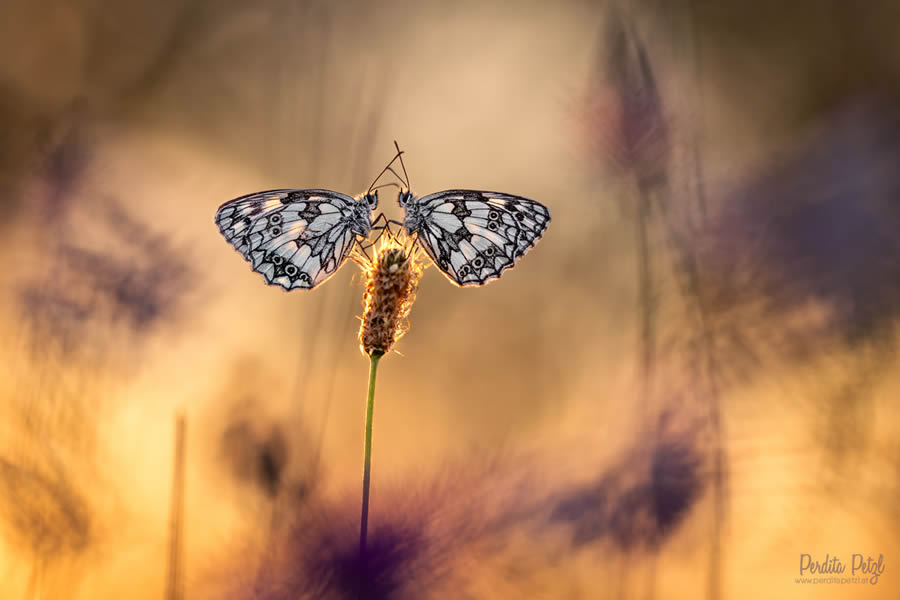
[359,352,382,557]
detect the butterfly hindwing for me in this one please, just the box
[411,190,550,286]
[215,189,362,291]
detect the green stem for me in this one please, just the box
[359,352,382,557]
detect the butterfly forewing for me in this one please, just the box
[411,190,550,286]
[215,189,363,291]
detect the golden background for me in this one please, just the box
[2,0,900,598]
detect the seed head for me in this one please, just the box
[357,233,424,357]
[584,11,669,188]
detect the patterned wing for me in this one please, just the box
[215,189,361,291]
[411,190,551,286]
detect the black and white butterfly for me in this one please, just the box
[385,145,551,286]
[214,151,413,290]
[215,188,379,290]
[398,189,551,286]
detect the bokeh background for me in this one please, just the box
[3,0,900,598]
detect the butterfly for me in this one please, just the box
[387,145,551,286]
[214,153,404,291]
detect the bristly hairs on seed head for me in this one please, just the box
[355,230,425,357]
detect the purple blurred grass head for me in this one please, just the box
[551,409,707,552]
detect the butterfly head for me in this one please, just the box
[361,189,379,210]
[397,188,413,208]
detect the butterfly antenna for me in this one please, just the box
[393,140,411,189]
[366,146,405,194]
[386,167,407,185]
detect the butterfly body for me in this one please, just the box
[398,188,551,286]
[215,188,378,291]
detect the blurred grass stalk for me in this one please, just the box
[592,8,670,415]
[591,5,728,598]
[165,414,186,600]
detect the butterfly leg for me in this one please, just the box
[370,212,389,231]
[369,213,406,244]
[357,214,394,260]
[383,219,406,238]
[368,213,391,246]
[355,236,375,262]
[405,230,422,256]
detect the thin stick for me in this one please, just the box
[359,352,382,557]
[165,414,186,600]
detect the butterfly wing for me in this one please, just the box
[215,189,361,291]
[410,190,551,286]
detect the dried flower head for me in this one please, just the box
[356,232,424,357]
